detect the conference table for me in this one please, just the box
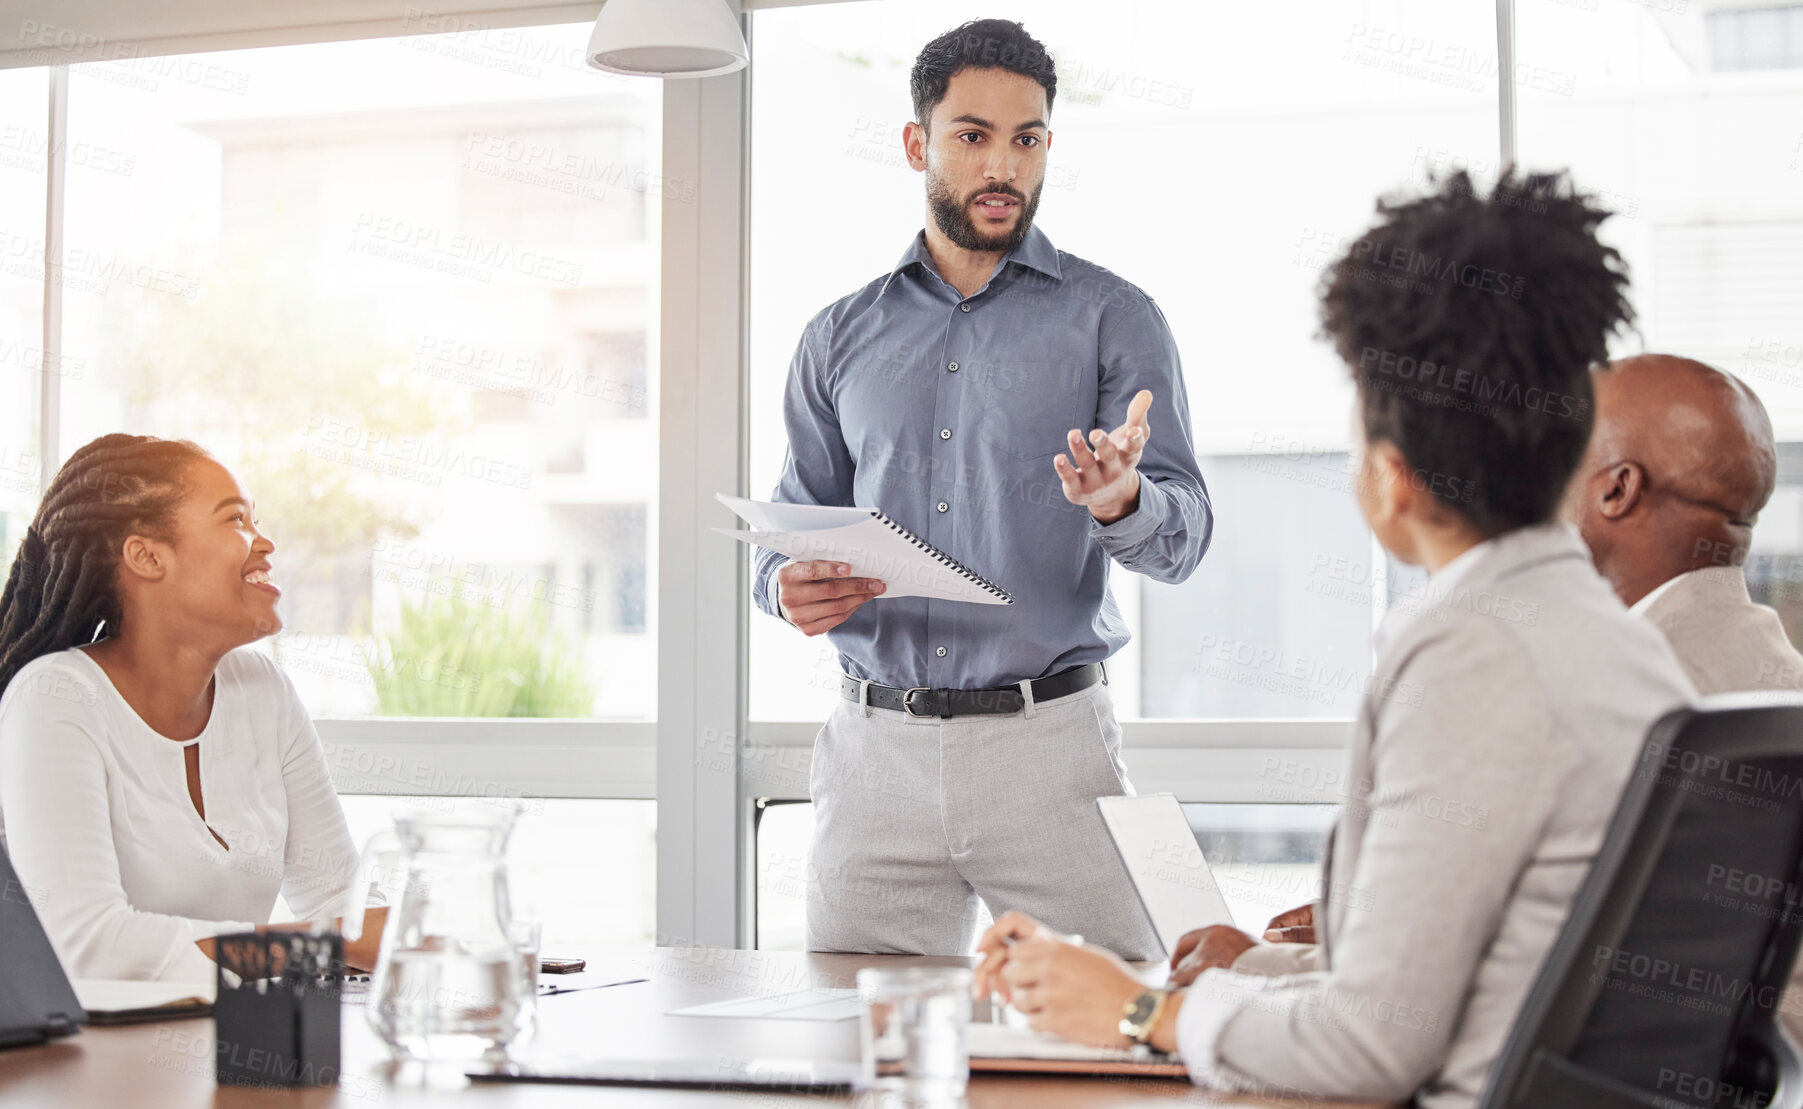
[0,948,1396,1107]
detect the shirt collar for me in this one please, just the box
[1629,566,1750,617]
[1629,572,1686,617]
[879,224,1063,295]
[1369,535,1500,664]
[1426,537,1495,597]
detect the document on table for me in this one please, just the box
[966,1022,1187,1076]
[668,987,863,1022]
[714,494,1012,605]
[73,978,215,1023]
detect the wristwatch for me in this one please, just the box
[1118,988,1169,1046]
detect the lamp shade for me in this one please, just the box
[586,0,749,78]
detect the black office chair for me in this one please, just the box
[1479,696,1803,1109]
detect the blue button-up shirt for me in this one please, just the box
[753,225,1213,690]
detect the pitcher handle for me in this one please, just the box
[341,828,401,943]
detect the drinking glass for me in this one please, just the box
[508,920,542,1046]
[857,966,971,1101]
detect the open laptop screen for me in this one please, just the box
[0,843,83,1047]
[1096,794,1237,959]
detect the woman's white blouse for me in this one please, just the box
[0,647,362,982]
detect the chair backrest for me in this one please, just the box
[1480,696,1803,1109]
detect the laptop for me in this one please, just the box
[1096,794,1237,959]
[0,842,84,1047]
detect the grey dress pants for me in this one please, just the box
[804,677,1162,961]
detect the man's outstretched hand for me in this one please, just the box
[1056,390,1153,525]
[776,559,886,636]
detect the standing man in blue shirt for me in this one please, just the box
[753,19,1212,958]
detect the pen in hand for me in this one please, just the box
[971,925,1081,1003]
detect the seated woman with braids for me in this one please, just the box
[0,434,384,980]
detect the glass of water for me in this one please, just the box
[508,920,542,1047]
[857,966,972,1100]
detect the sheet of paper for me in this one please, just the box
[716,493,871,533]
[668,987,863,1022]
[966,1021,1152,1063]
[73,978,215,1013]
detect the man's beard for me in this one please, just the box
[925,169,1043,254]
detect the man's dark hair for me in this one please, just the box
[1320,169,1633,538]
[910,19,1056,127]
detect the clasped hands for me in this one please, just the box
[968,902,1317,1049]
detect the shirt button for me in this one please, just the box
[940,428,952,440]
[960,303,971,313]
[947,361,959,372]
[936,501,949,513]
[936,646,948,657]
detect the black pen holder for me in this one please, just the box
[213,931,343,1088]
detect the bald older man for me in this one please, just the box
[1562,352,1803,694]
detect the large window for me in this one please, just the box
[0,68,47,587]
[54,25,661,720]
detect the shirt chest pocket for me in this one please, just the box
[967,360,1092,461]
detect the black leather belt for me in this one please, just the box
[839,663,1105,719]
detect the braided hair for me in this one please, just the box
[0,434,211,696]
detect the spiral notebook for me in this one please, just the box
[715,494,1012,605]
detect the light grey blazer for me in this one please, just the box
[1640,566,1803,697]
[1187,524,1694,1108]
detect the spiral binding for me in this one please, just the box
[870,510,1014,604]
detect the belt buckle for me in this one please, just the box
[902,687,936,718]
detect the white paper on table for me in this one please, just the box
[667,987,863,1022]
[714,494,1012,605]
[73,978,215,1014]
[965,1021,1153,1063]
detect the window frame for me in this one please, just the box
[19,0,1520,949]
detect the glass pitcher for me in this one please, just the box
[342,804,530,1061]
